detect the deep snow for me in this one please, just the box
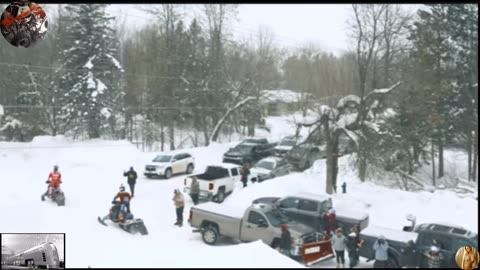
[0,113,477,268]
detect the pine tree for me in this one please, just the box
[57,4,123,139]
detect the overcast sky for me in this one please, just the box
[41,4,421,56]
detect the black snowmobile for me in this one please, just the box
[98,201,148,235]
[41,181,65,206]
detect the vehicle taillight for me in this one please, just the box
[189,210,192,221]
[209,183,214,190]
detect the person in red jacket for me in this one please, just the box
[113,184,132,213]
[45,165,62,198]
[327,208,337,234]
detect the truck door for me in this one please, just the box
[229,168,240,191]
[277,197,299,220]
[296,199,320,230]
[417,232,454,267]
[240,210,272,244]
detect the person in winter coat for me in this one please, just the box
[45,165,62,198]
[423,245,444,268]
[173,189,185,227]
[189,176,200,205]
[346,231,361,268]
[327,208,337,234]
[113,184,132,213]
[123,167,137,197]
[279,224,292,257]
[373,235,389,268]
[331,228,347,268]
[240,162,250,187]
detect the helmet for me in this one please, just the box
[431,246,439,253]
[280,224,288,231]
[119,185,125,192]
[53,165,59,171]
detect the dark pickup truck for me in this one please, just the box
[223,138,277,165]
[359,215,478,268]
[252,193,369,234]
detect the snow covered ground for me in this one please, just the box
[0,112,477,268]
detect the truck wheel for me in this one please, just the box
[186,164,194,174]
[202,226,219,245]
[214,189,225,203]
[164,168,172,179]
[387,256,399,268]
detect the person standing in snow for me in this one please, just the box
[189,176,200,205]
[123,167,137,197]
[45,165,62,198]
[332,228,347,268]
[373,235,389,268]
[279,224,292,257]
[346,230,362,268]
[173,189,185,227]
[423,246,444,268]
[240,162,250,187]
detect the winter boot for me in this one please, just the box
[174,220,180,226]
[178,221,183,227]
[336,263,340,268]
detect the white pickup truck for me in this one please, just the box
[184,163,258,203]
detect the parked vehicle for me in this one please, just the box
[189,202,335,265]
[144,152,195,179]
[359,215,478,268]
[285,143,326,171]
[5,242,61,269]
[252,193,369,233]
[184,164,258,203]
[223,139,277,165]
[251,156,293,182]
[273,136,303,156]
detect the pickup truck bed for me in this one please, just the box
[359,225,419,267]
[191,203,243,240]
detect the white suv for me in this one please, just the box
[144,153,195,179]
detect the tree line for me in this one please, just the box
[0,4,477,187]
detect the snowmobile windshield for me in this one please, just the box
[153,155,172,162]
[256,160,275,170]
[264,209,290,227]
[232,145,254,154]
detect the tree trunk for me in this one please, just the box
[413,143,420,164]
[438,137,444,179]
[473,129,478,182]
[467,129,473,181]
[160,120,165,152]
[408,148,414,175]
[332,135,340,193]
[325,120,334,195]
[431,141,436,186]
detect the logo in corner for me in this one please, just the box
[456,245,479,270]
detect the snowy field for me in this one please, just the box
[0,113,477,268]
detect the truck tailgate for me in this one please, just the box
[359,225,418,260]
[335,207,369,231]
[190,203,243,239]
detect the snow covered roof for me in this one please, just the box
[194,202,245,219]
[361,225,418,243]
[294,192,331,202]
[260,89,306,104]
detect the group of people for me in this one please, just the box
[331,226,365,268]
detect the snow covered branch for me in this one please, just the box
[209,96,257,143]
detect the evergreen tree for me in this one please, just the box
[57,4,123,139]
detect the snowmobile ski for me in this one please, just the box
[97,217,108,226]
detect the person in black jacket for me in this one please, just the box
[123,167,137,197]
[279,224,292,257]
[346,231,360,268]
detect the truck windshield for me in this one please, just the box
[256,160,275,170]
[264,209,290,227]
[153,155,172,162]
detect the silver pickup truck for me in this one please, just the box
[189,202,335,265]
